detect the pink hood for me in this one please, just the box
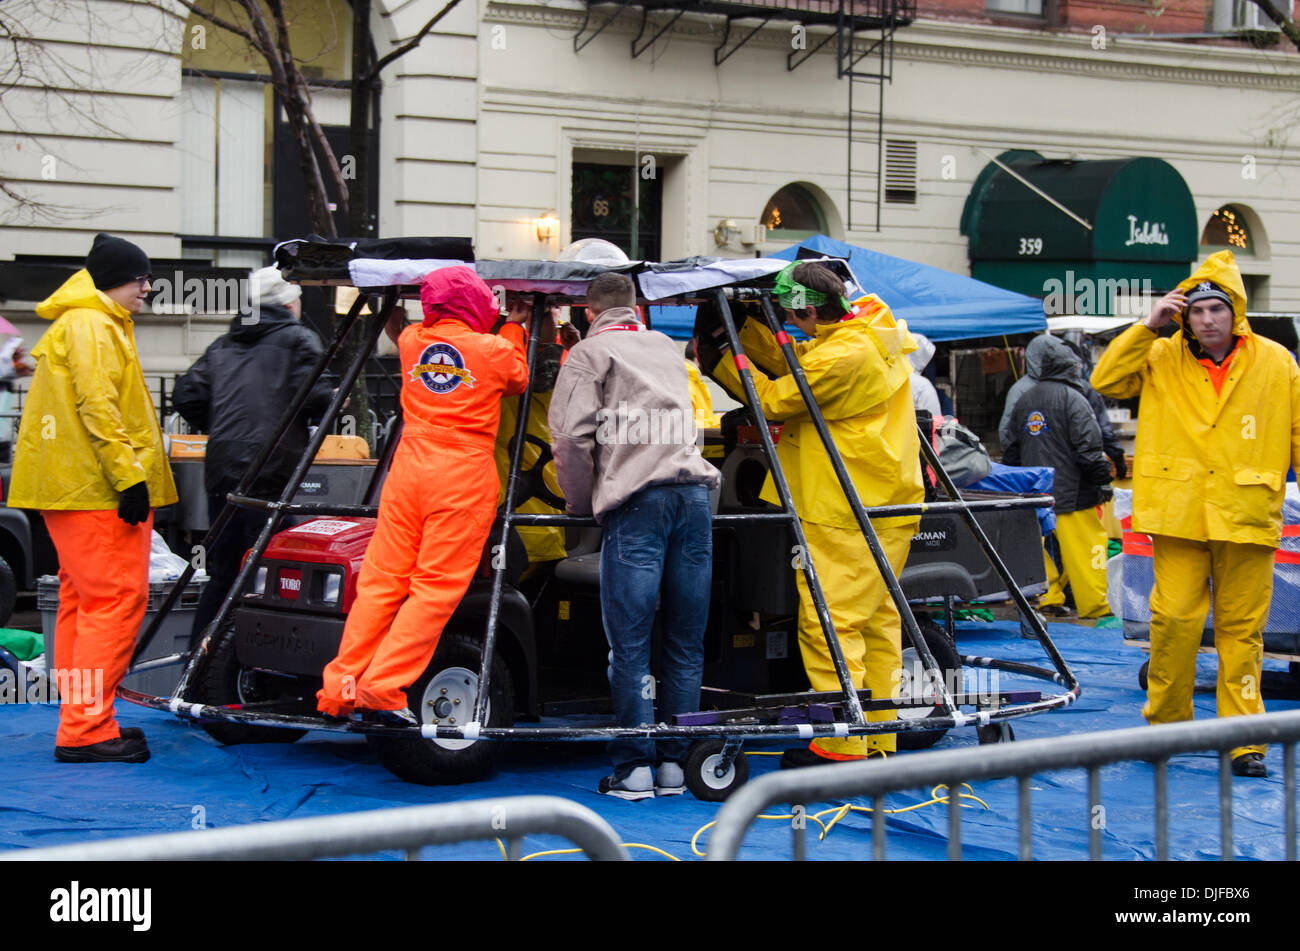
[420,265,498,334]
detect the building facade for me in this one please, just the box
[1,0,1297,381]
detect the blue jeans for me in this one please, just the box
[600,483,712,775]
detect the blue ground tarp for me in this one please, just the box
[2,623,1295,861]
[649,234,1047,343]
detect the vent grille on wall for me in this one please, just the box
[885,139,918,205]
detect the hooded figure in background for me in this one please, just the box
[1002,334,1113,618]
[1092,250,1300,778]
[999,332,1127,478]
[316,266,529,721]
[174,266,334,644]
[10,233,178,763]
[908,333,941,419]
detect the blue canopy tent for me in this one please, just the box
[648,234,1047,342]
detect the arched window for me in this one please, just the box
[1201,206,1255,255]
[760,184,826,241]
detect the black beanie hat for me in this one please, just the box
[1185,280,1232,310]
[86,233,151,291]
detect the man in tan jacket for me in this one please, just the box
[549,272,719,799]
[11,234,177,763]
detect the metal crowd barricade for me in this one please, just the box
[705,710,1300,861]
[0,796,629,862]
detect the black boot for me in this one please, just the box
[55,735,150,764]
[1231,752,1267,778]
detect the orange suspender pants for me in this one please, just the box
[43,509,154,747]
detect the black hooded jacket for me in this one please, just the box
[1002,341,1112,514]
[174,304,333,496]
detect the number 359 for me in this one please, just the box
[1018,237,1043,255]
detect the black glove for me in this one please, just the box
[1107,448,1128,480]
[117,481,150,526]
[1097,484,1114,504]
[694,300,738,374]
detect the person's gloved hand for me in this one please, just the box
[693,301,734,374]
[117,481,150,526]
[1097,484,1114,504]
[1107,449,1128,480]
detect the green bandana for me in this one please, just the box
[772,262,851,314]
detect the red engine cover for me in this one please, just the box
[261,518,376,612]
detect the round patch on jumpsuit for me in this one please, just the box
[1024,411,1050,436]
[410,342,476,393]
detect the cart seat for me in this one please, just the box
[898,562,978,604]
[554,526,603,586]
[551,482,721,587]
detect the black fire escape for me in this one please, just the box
[573,0,917,231]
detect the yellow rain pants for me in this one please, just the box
[795,519,918,758]
[1038,507,1110,618]
[1144,534,1270,759]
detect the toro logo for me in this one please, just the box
[278,568,302,600]
[410,342,476,394]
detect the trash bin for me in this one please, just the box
[37,574,208,699]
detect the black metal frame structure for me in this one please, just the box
[119,263,1076,768]
[570,0,915,233]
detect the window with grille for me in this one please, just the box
[884,139,918,205]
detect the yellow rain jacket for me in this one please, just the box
[1091,250,1300,548]
[494,390,567,564]
[9,269,178,511]
[712,295,924,529]
[686,360,722,429]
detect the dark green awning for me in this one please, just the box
[961,151,1199,305]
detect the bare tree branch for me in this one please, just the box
[364,0,463,84]
[164,0,269,58]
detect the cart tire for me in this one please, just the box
[977,723,1015,745]
[367,631,514,786]
[0,556,16,627]
[896,618,962,751]
[1020,610,1046,640]
[1138,660,1149,691]
[193,617,309,745]
[684,739,750,802]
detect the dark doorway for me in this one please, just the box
[272,119,378,240]
[571,161,661,260]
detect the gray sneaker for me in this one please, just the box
[598,765,654,801]
[655,762,686,796]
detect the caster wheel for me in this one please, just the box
[684,740,750,802]
[977,723,1015,745]
[1020,611,1046,640]
[1138,660,1149,691]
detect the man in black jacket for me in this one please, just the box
[174,266,333,643]
[1003,338,1113,618]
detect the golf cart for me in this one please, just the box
[118,238,1076,799]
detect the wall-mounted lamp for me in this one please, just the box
[713,218,741,247]
[534,211,559,242]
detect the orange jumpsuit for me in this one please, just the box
[317,274,528,716]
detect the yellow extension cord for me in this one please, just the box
[488,751,991,861]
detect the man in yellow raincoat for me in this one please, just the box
[700,261,923,767]
[10,234,178,763]
[1092,250,1300,778]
